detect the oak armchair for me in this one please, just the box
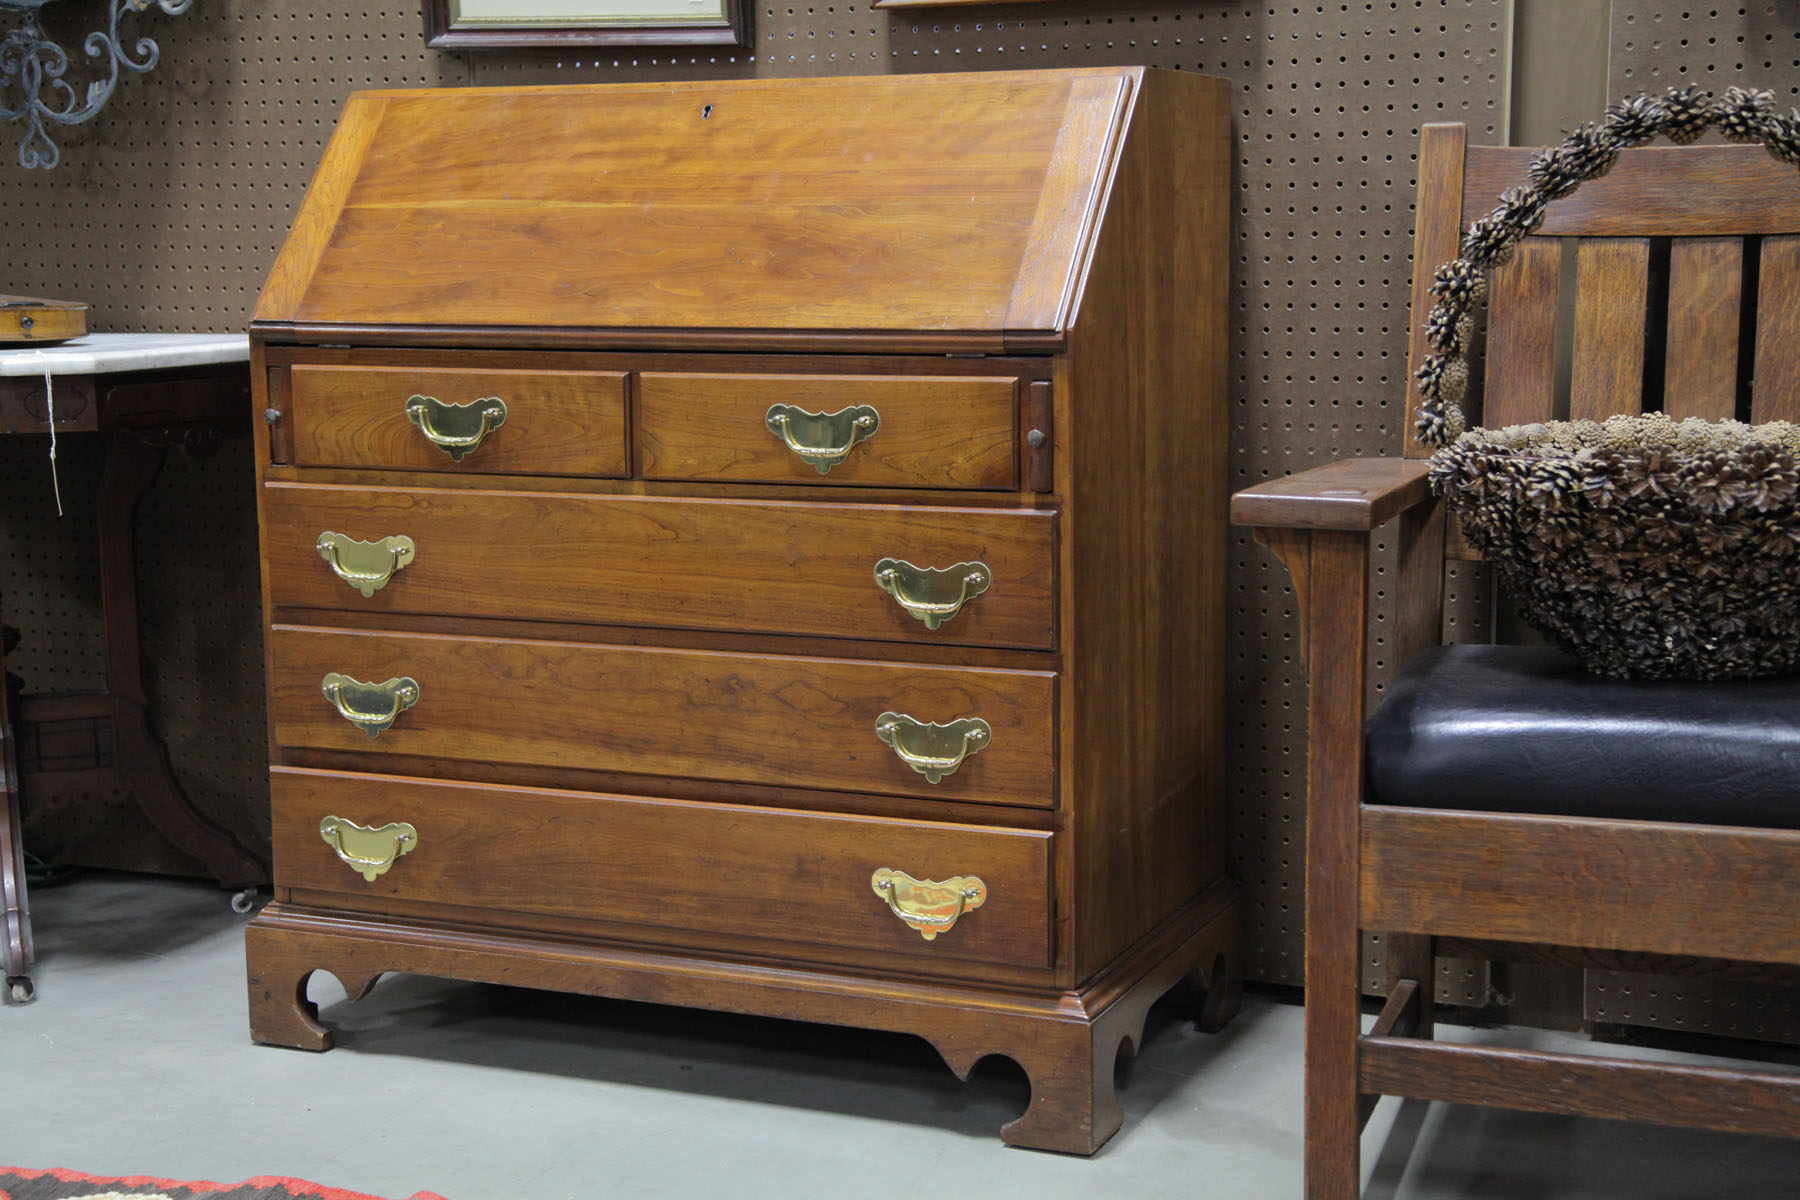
[1232,122,1800,1198]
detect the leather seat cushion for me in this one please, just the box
[1365,644,1800,828]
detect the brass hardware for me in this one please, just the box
[321,673,419,738]
[405,394,508,461]
[319,816,418,882]
[874,712,991,783]
[870,869,987,940]
[316,531,416,597]
[873,558,991,630]
[764,403,879,473]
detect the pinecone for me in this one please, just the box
[1490,186,1548,241]
[1416,352,1469,405]
[1527,143,1585,200]
[1763,111,1800,164]
[1560,121,1621,180]
[1717,86,1776,143]
[1423,299,1471,355]
[1414,402,1463,450]
[1603,94,1668,147]
[1661,85,1714,143]
[1428,258,1487,306]
[1460,213,1516,268]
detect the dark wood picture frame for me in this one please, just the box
[422,0,749,50]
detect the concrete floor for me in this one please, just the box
[3,874,1797,1199]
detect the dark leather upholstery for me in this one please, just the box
[1365,644,1800,828]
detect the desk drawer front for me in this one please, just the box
[263,483,1056,650]
[269,626,1057,808]
[638,372,1018,489]
[272,768,1054,973]
[287,365,628,477]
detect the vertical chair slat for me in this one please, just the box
[1405,124,1470,458]
[1663,238,1744,421]
[1570,238,1652,420]
[1482,237,1562,429]
[1753,235,1800,423]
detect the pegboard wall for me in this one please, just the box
[0,0,1511,982]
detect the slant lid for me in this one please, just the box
[254,69,1140,344]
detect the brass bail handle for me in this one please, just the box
[873,558,991,630]
[316,531,415,597]
[321,673,420,738]
[764,403,880,474]
[873,713,991,783]
[405,394,508,461]
[870,869,987,940]
[319,815,418,882]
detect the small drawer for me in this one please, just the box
[638,372,1019,489]
[286,364,628,476]
[269,625,1057,809]
[263,482,1056,650]
[272,767,1054,973]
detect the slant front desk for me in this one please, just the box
[244,67,1237,1153]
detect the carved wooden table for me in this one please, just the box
[1,334,269,1004]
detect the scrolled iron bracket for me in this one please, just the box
[0,0,194,170]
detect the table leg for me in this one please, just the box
[98,432,265,890]
[1,598,35,1003]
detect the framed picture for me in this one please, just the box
[422,0,750,50]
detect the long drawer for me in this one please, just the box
[268,625,1057,808]
[263,482,1056,650]
[287,364,629,477]
[273,767,1054,973]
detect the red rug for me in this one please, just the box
[0,1167,446,1200]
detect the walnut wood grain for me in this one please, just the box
[1570,237,1652,421]
[1664,237,1744,421]
[289,365,628,476]
[1229,458,1434,531]
[249,67,1240,1153]
[1005,73,1130,332]
[1360,1037,1800,1138]
[261,482,1056,651]
[255,92,390,322]
[1361,808,1800,966]
[256,71,1138,338]
[1462,144,1800,236]
[268,625,1056,809]
[272,766,1052,973]
[638,372,1017,489]
[245,878,1238,1153]
[1062,68,1233,982]
[1302,531,1374,1200]
[1404,123,1469,457]
[1753,235,1800,424]
[1483,236,1562,429]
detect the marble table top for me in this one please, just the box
[0,333,250,377]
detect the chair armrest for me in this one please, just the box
[1230,457,1434,531]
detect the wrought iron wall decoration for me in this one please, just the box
[0,0,193,169]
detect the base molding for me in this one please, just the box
[246,879,1240,1154]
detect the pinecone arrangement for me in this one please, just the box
[1418,86,1800,680]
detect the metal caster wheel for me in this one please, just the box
[230,888,258,915]
[7,976,34,1004]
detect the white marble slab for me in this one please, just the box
[0,333,250,377]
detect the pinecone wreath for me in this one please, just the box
[1419,86,1800,680]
